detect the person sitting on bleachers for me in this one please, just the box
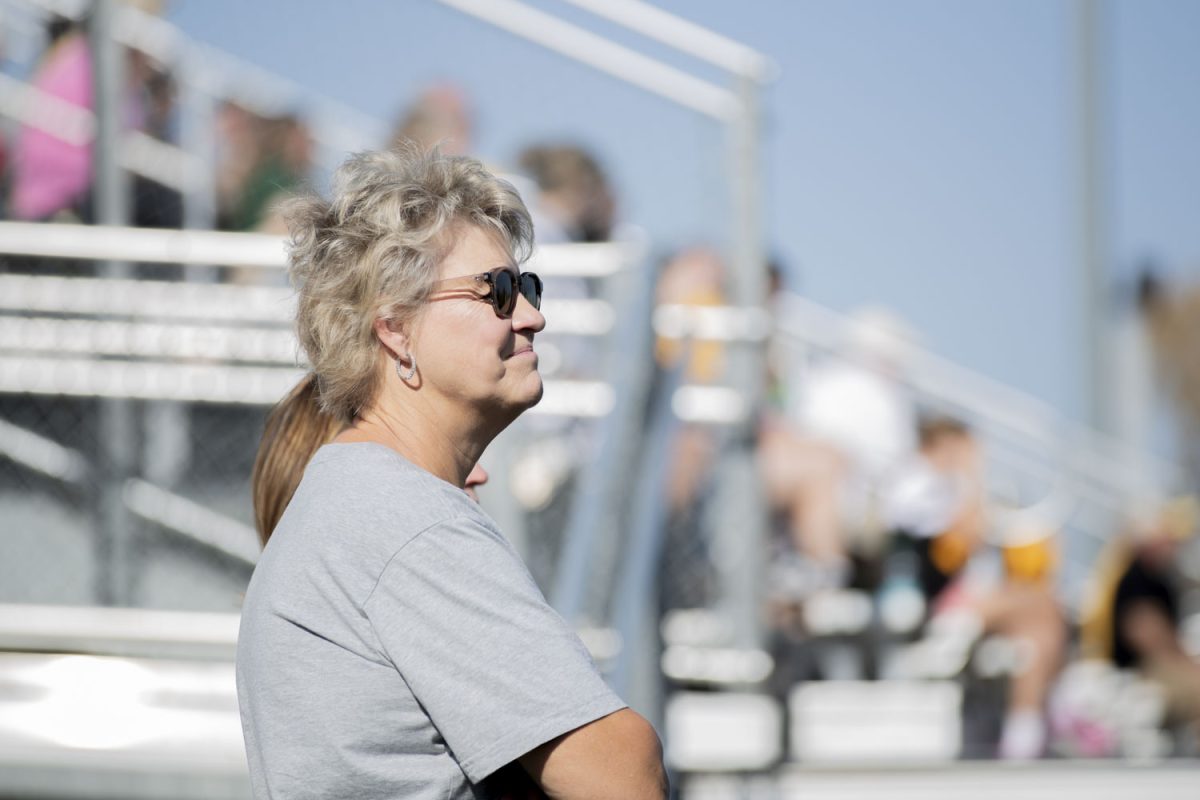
[8,18,96,223]
[1139,273,1200,488]
[882,417,1066,759]
[1083,496,1200,737]
[761,308,918,599]
[882,415,984,607]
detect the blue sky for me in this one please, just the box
[169,0,1200,433]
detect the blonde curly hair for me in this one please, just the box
[285,144,535,422]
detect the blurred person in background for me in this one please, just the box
[654,246,726,518]
[239,146,665,800]
[514,142,618,380]
[794,309,917,541]
[214,101,260,226]
[499,143,622,586]
[882,416,985,606]
[1083,496,1200,735]
[882,417,1066,759]
[388,81,473,156]
[7,5,172,226]
[7,15,93,222]
[1139,272,1200,488]
[761,307,917,600]
[127,50,182,228]
[517,143,616,244]
[758,418,852,599]
[757,264,847,629]
[651,247,728,612]
[216,108,311,233]
[983,519,1068,759]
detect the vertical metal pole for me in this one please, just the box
[1113,312,1153,491]
[181,68,219,264]
[610,358,684,729]
[91,0,127,233]
[91,0,136,606]
[91,0,126,231]
[1079,0,1111,432]
[144,64,219,493]
[552,248,656,624]
[716,75,768,651]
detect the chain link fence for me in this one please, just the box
[0,250,270,611]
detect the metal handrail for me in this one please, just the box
[771,292,1184,498]
[0,353,618,416]
[0,316,297,363]
[558,0,774,80]
[0,221,288,266]
[0,221,641,275]
[436,0,739,120]
[0,414,259,565]
[0,277,612,342]
[0,274,292,321]
[123,478,260,565]
[0,602,240,659]
[0,416,89,484]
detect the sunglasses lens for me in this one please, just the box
[519,273,542,310]
[491,269,516,316]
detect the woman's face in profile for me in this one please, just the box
[412,223,546,424]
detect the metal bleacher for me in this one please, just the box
[0,219,649,798]
[0,2,1196,799]
[0,4,655,794]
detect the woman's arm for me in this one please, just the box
[518,708,668,800]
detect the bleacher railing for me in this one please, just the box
[0,222,645,569]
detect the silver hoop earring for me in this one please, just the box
[395,353,417,382]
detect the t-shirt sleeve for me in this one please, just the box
[363,513,626,783]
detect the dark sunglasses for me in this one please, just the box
[433,266,543,319]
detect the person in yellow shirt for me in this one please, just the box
[1082,497,1200,729]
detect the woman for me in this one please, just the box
[237,147,666,799]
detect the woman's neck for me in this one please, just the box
[336,397,488,489]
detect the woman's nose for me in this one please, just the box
[512,294,546,333]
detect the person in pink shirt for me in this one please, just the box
[9,20,93,221]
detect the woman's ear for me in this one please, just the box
[373,317,412,361]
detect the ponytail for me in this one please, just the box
[251,374,344,546]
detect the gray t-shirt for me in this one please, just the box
[236,442,625,799]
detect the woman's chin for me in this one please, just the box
[488,377,543,422]
[517,378,544,411]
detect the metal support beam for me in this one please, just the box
[1078,0,1112,432]
[436,0,738,120]
[609,357,683,728]
[720,75,769,651]
[557,0,774,80]
[91,0,136,608]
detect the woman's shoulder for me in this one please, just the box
[283,442,482,547]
